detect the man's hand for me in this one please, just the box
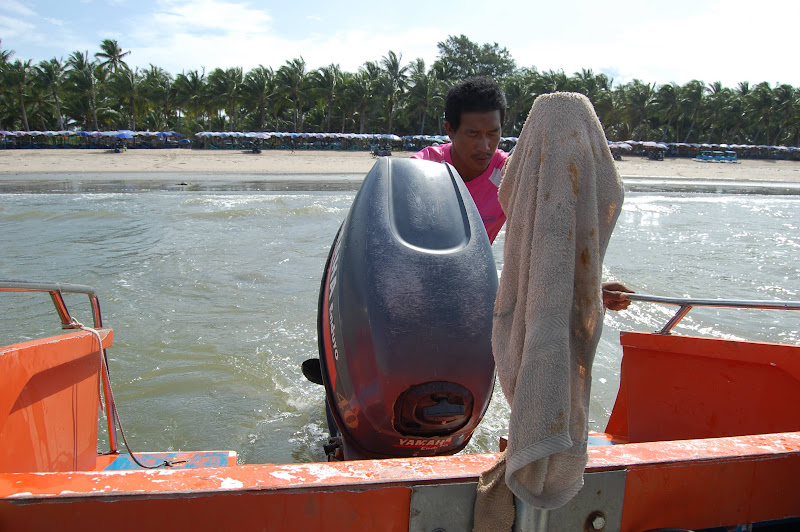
[602,282,634,311]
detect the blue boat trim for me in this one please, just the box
[103,451,234,470]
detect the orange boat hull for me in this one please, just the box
[1,329,799,531]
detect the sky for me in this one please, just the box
[2,0,799,89]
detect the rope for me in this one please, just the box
[70,318,186,469]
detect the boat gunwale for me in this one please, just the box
[2,430,799,501]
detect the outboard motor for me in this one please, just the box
[307,158,498,460]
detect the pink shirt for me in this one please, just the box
[411,144,508,243]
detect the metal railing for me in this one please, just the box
[1,280,118,453]
[626,293,800,334]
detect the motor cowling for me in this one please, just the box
[318,158,498,459]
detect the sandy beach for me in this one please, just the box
[1,149,800,187]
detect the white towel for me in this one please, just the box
[492,92,624,509]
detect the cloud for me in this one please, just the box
[123,1,442,75]
[150,0,273,35]
[502,0,800,87]
[0,0,36,17]
[0,15,38,42]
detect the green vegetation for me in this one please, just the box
[1,35,799,145]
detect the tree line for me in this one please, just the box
[1,35,799,146]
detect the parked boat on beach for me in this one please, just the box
[695,150,739,163]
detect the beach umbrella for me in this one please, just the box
[116,131,134,139]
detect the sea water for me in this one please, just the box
[1,187,798,464]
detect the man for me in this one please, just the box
[411,76,508,243]
[411,77,631,310]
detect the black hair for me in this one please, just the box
[444,77,507,132]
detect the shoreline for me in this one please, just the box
[1,150,800,194]
[3,177,799,195]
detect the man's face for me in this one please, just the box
[445,110,502,181]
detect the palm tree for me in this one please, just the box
[175,69,207,128]
[333,72,358,133]
[95,39,131,74]
[310,64,341,132]
[35,58,67,130]
[654,83,680,142]
[571,69,614,131]
[67,50,101,130]
[141,65,176,129]
[24,71,58,131]
[771,84,796,145]
[243,66,275,131]
[207,67,243,130]
[572,69,600,101]
[715,91,742,143]
[534,69,569,94]
[109,66,142,130]
[355,61,385,132]
[5,59,33,131]
[0,44,12,67]
[703,82,731,143]
[746,82,776,145]
[380,51,408,133]
[620,79,656,140]
[724,82,751,143]
[431,57,459,87]
[405,59,444,135]
[0,45,14,129]
[783,95,800,146]
[678,80,706,143]
[276,58,308,132]
[500,70,537,136]
[343,70,374,134]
